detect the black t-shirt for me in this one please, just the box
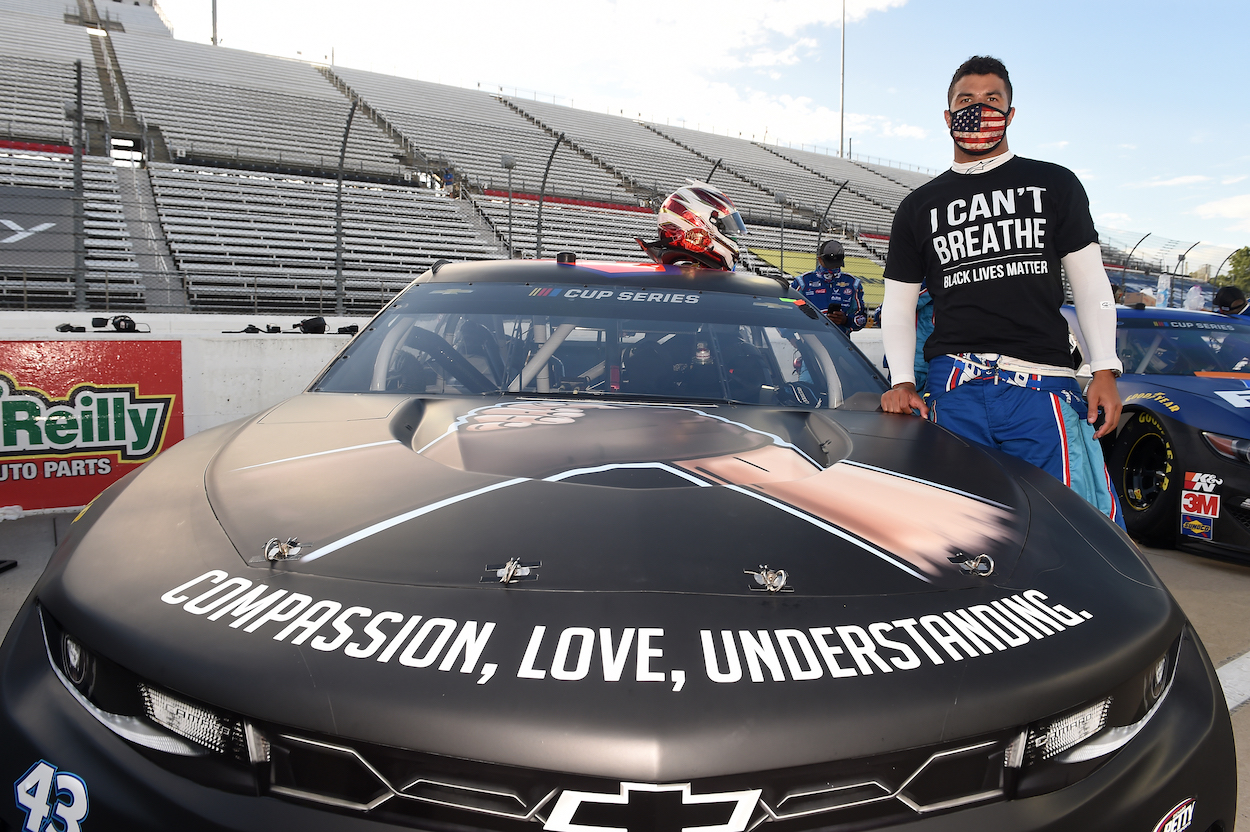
[884,156,1098,365]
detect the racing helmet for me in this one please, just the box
[656,182,747,270]
[818,239,845,270]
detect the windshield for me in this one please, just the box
[1118,316,1250,376]
[313,281,887,408]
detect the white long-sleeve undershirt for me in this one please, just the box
[882,155,1123,387]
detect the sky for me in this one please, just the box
[152,0,1249,273]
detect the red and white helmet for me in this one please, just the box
[656,182,747,270]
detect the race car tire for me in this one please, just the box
[1109,411,1178,547]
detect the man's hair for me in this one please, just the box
[948,56,1012,107]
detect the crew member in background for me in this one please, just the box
[1214,286,1248,315]
[879,55,1124,527]
[791,240,867,334]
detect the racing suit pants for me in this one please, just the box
[925,354,1125,529]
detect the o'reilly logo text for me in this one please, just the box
[0,373,173,461]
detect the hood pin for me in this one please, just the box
[264,537,302,562]
[949,552,994,576]
[746,565,792,593]
[482,557,541,584]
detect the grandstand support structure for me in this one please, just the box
[97,28,146,141]
[499,98,649,207]
[115,164,184,310]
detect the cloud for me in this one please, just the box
[1129,175,1212,188]
[1097,213,1132,227]
[1195,194,1250,232]
[1223,175,1248,186]
[1117,143,1137,150]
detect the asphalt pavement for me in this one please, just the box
[1,512,1247,828]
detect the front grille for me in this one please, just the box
[264,727,1017,831]
[1225,492,1250,533]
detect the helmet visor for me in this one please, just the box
[713,210,747,240]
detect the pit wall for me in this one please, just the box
[0,312,371,511]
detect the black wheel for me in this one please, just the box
[1108,411,1178,547]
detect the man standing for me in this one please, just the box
[879,55,1124,526]
[792,240,867,335]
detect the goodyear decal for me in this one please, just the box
[1125,391,1180,413]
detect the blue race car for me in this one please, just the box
[1103,305,1250,558]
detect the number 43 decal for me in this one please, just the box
[14,760,89,832]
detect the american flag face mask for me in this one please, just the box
[949,102,1008,155]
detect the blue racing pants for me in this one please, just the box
[925,355,1125,529]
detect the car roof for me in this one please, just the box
[1116,305,1244,323]
[416,258,791,298]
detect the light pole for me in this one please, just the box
[774,191,787,277]
[334,99,357,316]
[839,0,845,157]
[815,181,849,252]
[65,60,86,309]
[535,132,563,260]
[500,154,515,258]
[1214,250,1235,283]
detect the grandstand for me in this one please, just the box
[0,2,946,314]
[147,162,500,313]
[0,150,142,309]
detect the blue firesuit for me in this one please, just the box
[791,265,867,335]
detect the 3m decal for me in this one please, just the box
[160,571,1094,689]
[1183,472,1222,493]
[1215,390,1250,408]
[544,782,759,832]
[1180,516,1213,540]
[1152,797,1196,832]
[14,760,89,832]
[1181,491,1220,519]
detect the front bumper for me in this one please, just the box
[0,597,1237,832]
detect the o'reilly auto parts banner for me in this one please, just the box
[0,341,183,510]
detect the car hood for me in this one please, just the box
[1124,373,1250,435]
[39,394,1180,780]
[201,394,1031,593]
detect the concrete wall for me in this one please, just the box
[0,311,373,437]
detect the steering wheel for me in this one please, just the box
[777,381,824,408]
[390,325,497,394]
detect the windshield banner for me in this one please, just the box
[0,340,183,511]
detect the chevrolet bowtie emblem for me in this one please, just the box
[544,782,761,832]
[746,565,792,592]
[949,552,994,576]
[482,557,541,584]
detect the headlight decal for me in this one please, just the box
[38,607,207,756]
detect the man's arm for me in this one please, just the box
[880,279,928,417]
[1063,241,1122,439]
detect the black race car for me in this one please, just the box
[1,258,1236,832]
[1104,304,1250,559]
